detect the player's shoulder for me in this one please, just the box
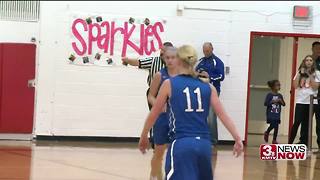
[162,79,171,88]
[193,77,212,91]
[170,74,182,80]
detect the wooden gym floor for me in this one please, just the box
[0,139,319,180]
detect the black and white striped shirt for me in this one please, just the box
[139,56,166,86]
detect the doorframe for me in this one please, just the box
[245,31,320,145]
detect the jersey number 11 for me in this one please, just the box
[183,87,204,112]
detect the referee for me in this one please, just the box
[121,42,173,109]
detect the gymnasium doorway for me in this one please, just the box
[245,32,320,147]
[0,43,36,140]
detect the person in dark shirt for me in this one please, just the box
[196,42,225,93]
[312,41,320,71]
[264,80,285,144]
[195,42,225,145]
[312,41,320,149]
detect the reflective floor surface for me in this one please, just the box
[247,134,320,147]
[0,140,319,180]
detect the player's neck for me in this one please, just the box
[168,67,178,76]
[178,68,190,75]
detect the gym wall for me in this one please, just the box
[2,1,320,140]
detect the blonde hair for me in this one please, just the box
[177,45,198,77]
[177,45,209,83]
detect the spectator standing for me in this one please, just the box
[196,42,225,145]
[289,55,320,145]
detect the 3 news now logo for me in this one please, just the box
[260,144,307,160]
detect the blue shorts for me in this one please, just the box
[165,137,212,180]
[153,113,169,145]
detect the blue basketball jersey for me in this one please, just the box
[160,67,170,85]
[168,74,211,140]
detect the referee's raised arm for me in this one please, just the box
[121,57,140,66]
[121,56,154,69]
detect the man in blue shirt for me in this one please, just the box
[196,42,225,145]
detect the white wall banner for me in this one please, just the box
[68,13,167,66]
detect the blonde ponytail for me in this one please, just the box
[177,45,197,77]
[177,45,209,83]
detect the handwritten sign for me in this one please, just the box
[70,15,166,66]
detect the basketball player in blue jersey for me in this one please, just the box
[147,47,178,180]
[139,45,243,180]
